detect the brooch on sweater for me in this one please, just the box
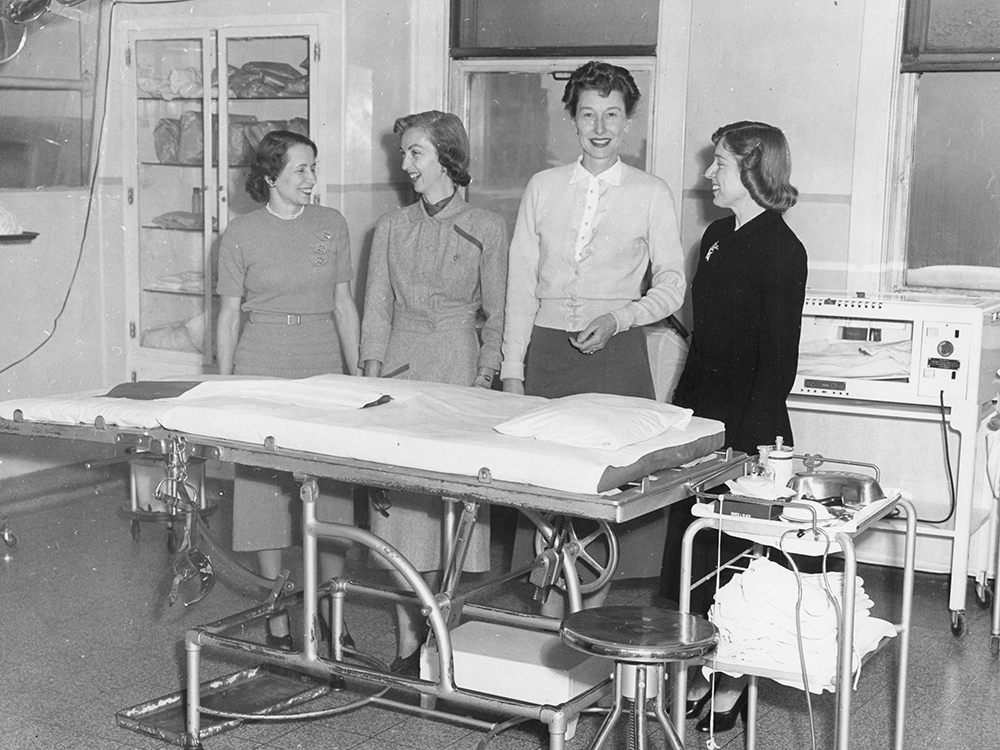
[705,241,719,261]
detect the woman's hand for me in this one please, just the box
[362,360,382,378]
[503,378,525,395]
[473,368,496,390]
[569,313,617,355]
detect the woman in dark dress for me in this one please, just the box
[661,121,807,732]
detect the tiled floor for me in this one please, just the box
[1,471,999,750]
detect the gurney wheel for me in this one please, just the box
[533,517,620,594]
[950,610,966,637]
[130,519,141,542]
[2,529,16,549]
[976,583,992,609]
[991,635,1000,658]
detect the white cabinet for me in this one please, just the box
[120,13,334,380]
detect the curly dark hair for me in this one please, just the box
[562,60,641,118]
[245,130,317,204]
[393,111,471,187]
[712,121,798,213]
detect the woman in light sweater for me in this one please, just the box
[500,61,687,612]
[500,60,685,400]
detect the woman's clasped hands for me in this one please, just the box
[569,313,617,356]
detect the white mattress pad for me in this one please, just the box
[0,375,724,496]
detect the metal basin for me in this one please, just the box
[787,471,885,508]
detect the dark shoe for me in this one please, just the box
[264,619,294,651]
[318,613,355,651]
[686,690,712,719]
[388,649,422,677]
[696,687,748,733]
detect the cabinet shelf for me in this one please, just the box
[138,94,307,102]
[141,160,251,168]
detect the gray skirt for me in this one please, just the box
[235,317,343,378]
[231,316,351,552]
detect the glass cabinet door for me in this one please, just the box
[132,33,213,367]
[126,26,315,375]
[217,30,314,229]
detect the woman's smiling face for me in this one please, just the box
[270,143,316,208]
[574,88,631,173]
[400,127,453,203]
[704,139,751,211]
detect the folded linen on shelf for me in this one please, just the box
[706,557,897,693]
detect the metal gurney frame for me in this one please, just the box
[0,412,746,749]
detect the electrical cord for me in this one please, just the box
[777,528,838,750]
[885,389,958,525]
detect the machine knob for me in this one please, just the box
[937,340,955,357]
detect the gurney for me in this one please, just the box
[0,375,744,748]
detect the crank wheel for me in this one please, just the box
[533,516,620,595]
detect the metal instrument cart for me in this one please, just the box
[675,490,916,750]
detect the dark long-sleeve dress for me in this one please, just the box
[661,209,807,611]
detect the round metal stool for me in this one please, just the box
[561,606,718,750]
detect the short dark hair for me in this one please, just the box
[245,130,317,203]
[562,60,641,118]
[393,111,471,187]
[712,121,798,213]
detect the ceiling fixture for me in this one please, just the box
[1,0,51,25]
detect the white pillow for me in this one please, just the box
[494,393,693,450]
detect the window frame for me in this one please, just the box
[901,0,1000,72]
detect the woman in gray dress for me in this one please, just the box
[217,130,361,650]
[360,111,508,675]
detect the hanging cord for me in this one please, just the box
[906,390,958,524]
[776,528,837,750]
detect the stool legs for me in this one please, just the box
[589,662,625,749]
[587,662,685,750]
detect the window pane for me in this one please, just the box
[453,0,658,50]
[0,12,97,187]
[926,0,1000,51]
[904,72,1000,290]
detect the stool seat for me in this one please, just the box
[561,606,718,663]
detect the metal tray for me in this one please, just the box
[115,663,329,746]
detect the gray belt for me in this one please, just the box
[248,311,332,325]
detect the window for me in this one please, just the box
[451,0,657,57]
[897,0,1000,291]
[0,9,99,188]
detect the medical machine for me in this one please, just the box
[787,290,1000,634]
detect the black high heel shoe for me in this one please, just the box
[264,618,294,651]
[686,690,712,719]
[696,687,748,733]
[388,649,422,677]
[318,612,355,651]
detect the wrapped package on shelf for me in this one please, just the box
[176,112,258,165]
[153,118,181,163]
